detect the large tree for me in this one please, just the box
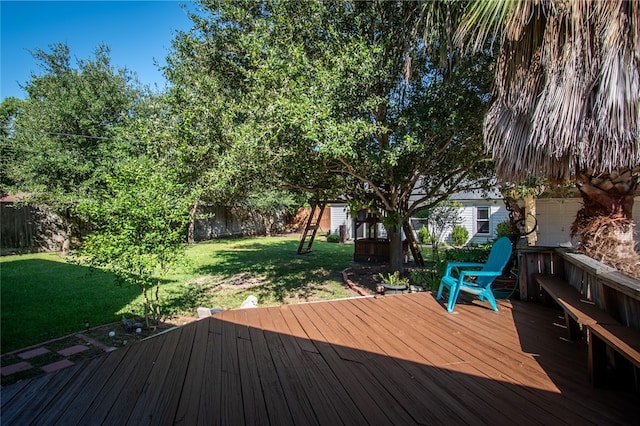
[0,43,141,253]
[169,0,496,272]
[457,0,640,277]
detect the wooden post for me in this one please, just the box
[525,195,537,246]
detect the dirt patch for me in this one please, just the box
[342,264,388,295]
[186,273,268,290]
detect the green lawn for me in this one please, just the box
[1,235,355,353]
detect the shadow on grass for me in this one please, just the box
[1,238,355,352]
[192,238,355,305]
[0,257,140,353]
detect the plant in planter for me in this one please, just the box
[378,271,410,294]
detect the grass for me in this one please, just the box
[0,253,140,353]
[0,235,356,354]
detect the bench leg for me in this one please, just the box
[588,329,607,387]
[565,312,581,340]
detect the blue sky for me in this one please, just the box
[1,1,195,100]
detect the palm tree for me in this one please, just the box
[455,0,639,278]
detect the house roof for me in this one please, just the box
[449,188,503,201]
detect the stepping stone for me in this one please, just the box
[41,359,74,373]
[1,361,33,376]
[18,347,50,360]
[57,345,89,357]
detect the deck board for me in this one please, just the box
[287,303,400,425]
[347,298,525,424]
[154,320,199,425]
[1,293,637,425]
[124,324,183,426]
[329,298,481,424]
[50,343,132,424]
[244,308,296,425]
[401,296,616,424]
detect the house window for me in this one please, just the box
[477,207,490,234]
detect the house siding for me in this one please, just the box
[535,196,640,248]
[449,201,508,244]
[328,204,353,238]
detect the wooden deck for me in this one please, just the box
[1,293,637,425]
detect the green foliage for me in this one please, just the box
[418,225,430,244]
[239,189,305,236]
[427,200,463,259]
[1,43,141,251]
[442,246,490,264]
[0,253,139,354]
[379,271,409,287]
[496,219,513,240]
[76,157,196,326]
[168,0,497,273]
[409,268,439,291]
[326,233,341,243]
[452,225,469,246]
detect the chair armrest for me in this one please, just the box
[444,262,484,276]
[459,270,502,284]
[446,262,485,267]
[460,270,502,277]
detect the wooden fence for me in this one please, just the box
[1,202,291,255]
[0,202,65,255]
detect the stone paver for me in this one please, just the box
[17,347,50,360]
[57,345,89,357]
[41,359,74,373]
[1,361,33,376]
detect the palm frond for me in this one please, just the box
[459,0,640,183]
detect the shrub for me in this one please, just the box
[409,268,439,291]
[326,233,341,243]
[496,219,513,240]
[443,246,490,264]
[451,225,469,246]
[418,225,430,244]
[379,271,409,286]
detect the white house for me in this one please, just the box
[448,189,510,244]
[325,203,354,237]
[323,192,640,248]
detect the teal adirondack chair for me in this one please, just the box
[436,237,513,313]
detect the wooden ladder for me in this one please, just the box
[403,221,425,267]
[297,201,326,254]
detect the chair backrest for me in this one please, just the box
[477,237,513,285]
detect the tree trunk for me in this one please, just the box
[572,168,640,279]
[153,279,161,328]
[387,225,404,274]
[61,211,72,256]
[187,200,199,244]
[141,284,151,328]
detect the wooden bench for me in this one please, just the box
[533,274,640,389]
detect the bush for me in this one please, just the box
[418,225,430,244]
[496,219,513,240]
[443,246,490,264]
[379,271,409,286]
[326,233,341,243]
[451,225,469,246]
[409,268,439,291]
